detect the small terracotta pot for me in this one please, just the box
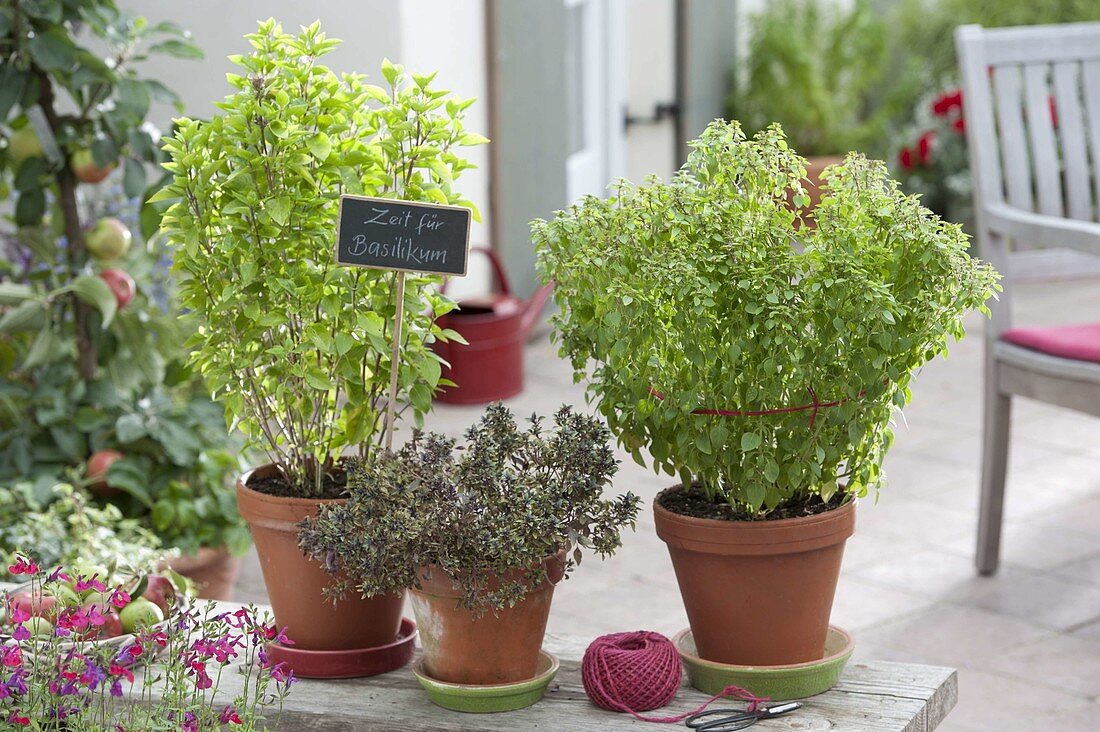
[409,553,564,685]
[654,486,855,666]
[169,546,240,601]
[235,464,404,651]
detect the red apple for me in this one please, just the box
[86,217,131,261]
[71,148,117,184]
[8,590,59,620]
[87,449,124,497]
[97,269,135,310]
[142,575,176,617]
[80,610,123,640]
[8,127,42,164]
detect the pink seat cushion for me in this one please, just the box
[1001,323,1100,363]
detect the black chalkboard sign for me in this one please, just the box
[335,194,471,276]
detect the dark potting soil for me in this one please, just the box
[658,484,848,522]
[247,471,349,500]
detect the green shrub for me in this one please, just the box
[535,121,998,515]
[159,21,486,495]
[728,0,919,158]
[297,403,641,614]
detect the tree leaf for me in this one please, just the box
[0,299,45,332]
[123,159,147,198]
[26,27,76,71]
[14,188,45,226]
[67,274,117,327]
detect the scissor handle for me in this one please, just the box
[685,709,755,730]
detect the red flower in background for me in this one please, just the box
[1049,96,1059,128]
[953,117,966,134]
[917,131,936,165]
[898,146,915,170]
[932,89,963,117]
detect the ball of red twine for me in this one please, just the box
[582,631,682,714]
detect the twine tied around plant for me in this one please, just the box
[581,631,769,722]
[648,386,865,429]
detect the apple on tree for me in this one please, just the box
[7,126,42,164]
[86,449,124,497]
[97,268,135,309]
[70,148,117,184]
[86,217,132,261]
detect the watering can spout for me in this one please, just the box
[521,281,554,338]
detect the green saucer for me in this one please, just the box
[412,650,559,713]
[674,625,854,700]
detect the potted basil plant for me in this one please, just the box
[158,20,484,659]
[298,403,641,687]
[534,120,999,667]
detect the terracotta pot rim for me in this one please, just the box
[654,485,856,556]
[654,484,855,528]
[413,550,567,599]
[237,463,349,510]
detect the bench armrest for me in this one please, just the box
[984,202,1100,257]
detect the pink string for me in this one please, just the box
[581,631,770,723]
[648,386,865,429]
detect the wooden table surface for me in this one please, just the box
[1,584,956,730]
[246,632,957,731]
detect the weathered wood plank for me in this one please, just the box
[0,591,956,730]
[193,640,956,732]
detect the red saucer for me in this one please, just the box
[266,617,417,679]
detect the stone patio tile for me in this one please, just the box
[984,633,1100,698]
[852,549,977,599]
[840,526,930,572]
[945,668,1098,732]
[951,569,1100,631]
[942,517,1100,572]
[1054,551,1100,588]
[829,576,936,632]
[1029,495,1100,534]
[857,604,1052,669]
[854,496,975,547]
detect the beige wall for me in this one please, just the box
[121,0,491,297]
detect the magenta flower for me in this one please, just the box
[7,557,38,576]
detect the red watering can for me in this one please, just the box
[433,247,553,405]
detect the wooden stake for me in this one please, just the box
[384,271,406,451]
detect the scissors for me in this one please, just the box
[685,701,802,731]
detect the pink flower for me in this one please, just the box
[7,557,37,576]
[73,575,106,594]
[11,625,29,642]
[7,712,29,725]
[109,589,130,609]
[220,705,243,724]
[3,646,22,667]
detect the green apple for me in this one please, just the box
[24,616,54,639]
[119,597,163,633]
[47,584,81,608]
[85,218,131,261]
[71,148,116,184]
[8,127,42,163]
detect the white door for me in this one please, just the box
[564,0,626,202]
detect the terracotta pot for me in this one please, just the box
[796,155,845,228]
[235,464,404,651]
[169,546,240,601]
[654,486,855,666]
[409,553,564,685]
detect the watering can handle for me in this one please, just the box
[440,246,512,297]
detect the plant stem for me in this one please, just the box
[35,70,97,380]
